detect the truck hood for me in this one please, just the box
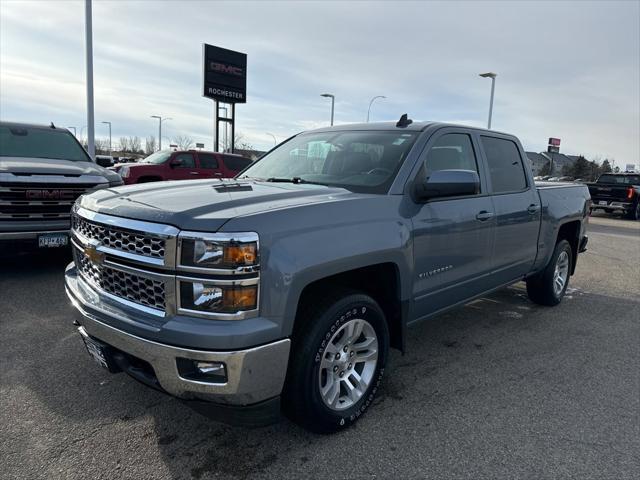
[78,179,356,231]
[0,156,110,178]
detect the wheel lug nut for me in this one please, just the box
[335,353,340,360]
[339,371,345,377]
[348,363,352,369]
[350,351,355,357]
[333,365,339,373]
[343,346,348,352]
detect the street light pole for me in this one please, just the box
[479,72,497,129]
[151,116,171,150]
[366,95,386,122]
[320,93,335,126]
[266,132,277,147]
[84,0,95,160]
[101,121,111,156]
[219,106,228,151]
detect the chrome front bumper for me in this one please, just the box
[65,266,290,406]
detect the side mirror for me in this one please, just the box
[415,169,480,201]
[169,158,182,168]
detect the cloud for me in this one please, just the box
[1,0,638,160]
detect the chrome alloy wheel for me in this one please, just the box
[318,318,379,411]
[553,250,570,296]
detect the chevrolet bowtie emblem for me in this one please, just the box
[84,241,105,265]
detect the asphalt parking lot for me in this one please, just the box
[1,213,638,480]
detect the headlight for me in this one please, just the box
[178,232,258,270]
[179,281,258,314]
[120,166,130,178]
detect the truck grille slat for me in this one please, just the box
[72,215,166,259]
[73,247,166,311]
[0,184,97,220]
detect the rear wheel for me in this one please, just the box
[283,292,389,433]
[526,239,572,306]
[626,202,640,220]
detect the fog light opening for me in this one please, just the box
[176,358,228,383]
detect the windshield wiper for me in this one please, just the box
[264,177,327,186]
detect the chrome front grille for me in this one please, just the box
[73,247,166,311]
[72,214,166,259]
[0,183,97,220]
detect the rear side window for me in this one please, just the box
[424,133,479,176]
[0,125,91,162]
[481,136,528,193]
[199,153,219,169]
[173,153,195,168]
[223,155,252,172]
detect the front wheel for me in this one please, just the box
[526,239,572,306]
[283,292,389,433]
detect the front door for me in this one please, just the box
[411,130,496,321]
[171,152,199,180]
[197,153,224,179]
[479,135,540,285]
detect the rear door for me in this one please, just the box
[197,153,224,179]
[169,152,199,180]
[479,135,540,285]
[410,129,496,319]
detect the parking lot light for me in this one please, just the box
[366,95,386,122]
[320,93,335,126]
[479,72,497,129]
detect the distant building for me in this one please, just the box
[526,151,575,176]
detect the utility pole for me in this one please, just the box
[320,93,335,126]
[85,0,95,160]
[479,72,497,129]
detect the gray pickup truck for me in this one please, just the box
[0,121,123,248]
[65,119,590,432]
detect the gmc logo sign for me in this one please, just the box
[209,62,244,77]
[26,190,75,200]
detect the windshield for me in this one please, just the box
[0,125,91,162]
[597,174,640,185]
[140,150,172,164]
[240,130,418,193]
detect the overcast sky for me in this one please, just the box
[1,0,638,162]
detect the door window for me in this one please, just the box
[424,133,480,185]
[173,153,195,168]
[198,153,219,169]
[481,136,528,193]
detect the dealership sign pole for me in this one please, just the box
[547,137,561,174]
[202,44,247,153]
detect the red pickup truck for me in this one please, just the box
[113,150,253,185]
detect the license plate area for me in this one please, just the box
[598,201,608,206]
[38,233,69,248]
[80,331,121,373]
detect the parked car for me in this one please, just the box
[586,172,640,219]
[112,149,253,184]
[0,121,123,248]
[65,119,590,433]
[95,155,114,168]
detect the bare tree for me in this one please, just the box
[94,138,109,155]
[172,135,194,150]
[145,136,156,155]
[118,137,129,153]
[129,136,142,154]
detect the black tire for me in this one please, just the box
[526,239,572,306]
[625,202,640,220]
[136,177,161,183]
[283,292,389,433]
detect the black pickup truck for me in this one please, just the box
[586,173,640,220]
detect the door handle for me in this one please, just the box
[189,171,199,175]
[527,204,540,214]
[476,211,494,221]
[214,172,223,176]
